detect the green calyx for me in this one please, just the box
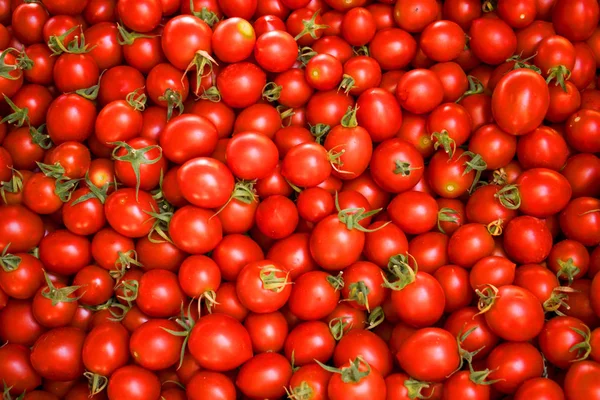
[159,88,185,121]
[262,82,282,103]
[110,141,163,201]
[329,316,352,341]
[189,0,220,27]
[47,25,86,55]
[431,130,456,158]
[382,254,417,291]
[259,266,291,293]
[437,207,459,234]
[0,244,21,272]
[495,184,521,210]
[294,10,328,42]
[316,357,371,384]
[456,75,484,103]
[335,192,384,233]
[1,94,29,127]
[40,271,83,306]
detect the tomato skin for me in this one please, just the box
[387,191,437,235]
[0,253,44,300]
[484,285,545,342]
[428,149,476,199]
[46,94,97,144]
[212,17,255,63]
[0,299,46,346]
[469,255,516,290]
[514,377,565,400]
[0,344,41,395]
[244,311,288,353]
[435,265,472,313]
[82,322,129,376]
[236,259,292,313]
[370,139,424,193]
[492,69,550,136]
[517,168,573,218]
[363,221,408,268]
[390,271,445,328]
[396,69,444,115]
[186,371,236,400]
[469,17,517,65]
[32,282,79,328]
[444,307,499,360]
[442,370,491,400]
[517,126,570,171]
[539,316,589,369]
[552,0,599,42]
[289,364,331,400]
[117,0,162,33]
[217,62,266,109]
[188,313,253,371]
[398,328,460,382]
[282,143,332,188]
[566,109,600,154]
[236,352,292,399]
[393,0,438,33]
[107,365,161,400]
[39,230,92,276]
[30,327,85,381]
[334,330,392,377]
[409,232,449,274]
[104,188,157,238]
[504,216,554,264]
[130,319,184,370]
[327,359,386,400]
[137,270,185,318]
[177,157,234,209]
[487,342,544,394]
[226,132,279,180]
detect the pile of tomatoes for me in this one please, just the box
[0,0,600,398]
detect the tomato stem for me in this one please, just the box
[297,46,316,66]
[1,94,29,127]
[431,130,456,158]
[293,10,328,42]
[437,207,459,234]
[404,379,433,399]
[315,357,371,384]
[0,244,21,272]
[40,271,84,306]
[198,85,221,102]
[189,0,220,27]
[0,169,25,205]
[329,316,352,340]
[366,306,385,330]
[262,82,282,102]
[159,88,185,121]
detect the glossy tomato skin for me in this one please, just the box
[390,271,445,328]
[244,311,288,353]
[236,352,292,399]
[107,365,161,400]
[564,361,600,400]
[236,260,292,313]
[46,94,97,144]
[0,344,41,395]
[492,69,550,136]
[30,327,86,381]
[396,69,444,115]
[130,319,184,370]
[327,359,386,400]
[0,253,44,300]
[217,62,266,109]
[104,188,157,238]
[469,17,517,65]
[186,371,236,400]
[82,322,129,376]
[504,216,554,264]
[539,316,590,369]
[309,214,365,271]
[514,377,565,400]
[333,330,393,377]
[484,285,545,342]
[398,328,460,382]
[487,342,544,394]
[137,270,185,318]
[39,230,92,276]
[188,313,253,371]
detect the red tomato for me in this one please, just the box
[396,69,444,115]
[236,353,292,399]
[30,327,85,381]
[487,342,544,394]
[397,328,460,382]
[107,365,161,400]
[504,216,554,264]
[492,69,550,135]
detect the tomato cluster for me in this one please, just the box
[0,0,600,399]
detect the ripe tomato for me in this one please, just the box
[217,62,266,109]
[118,0,162,33]
[82,322,129,377]
[226,132,279,180]
[46,94,97,144]
[469,17,517,65]
[370,139,424,193]
[282,142,332,188]
[398,328,460,382]
[30,327,85,381]
[326,358,386,400]
[492,69,550,135]
[188,313,253,371]
[104,188,157,238]
[552,0,599,42]
[137,269,185,317]
[560,197,600,247]
[236,353,292,399]
[130,319,184,370]
[236,259,292,313]
[177,157,234,209]
[514,378,565,400]
[517,168,572,218]
[566,109,600,154]
[481,285,545,342]
[389,269,445,328]
[39,230,91,276]
[0,344,41,395]
[388,191,438,235]
[334,330,392,377]
[211,17,255,63]
[504,216,554,264]
[0,253,44,300]
[487,342,544,394]
[396,69,444,115]
[107,365,161,400]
